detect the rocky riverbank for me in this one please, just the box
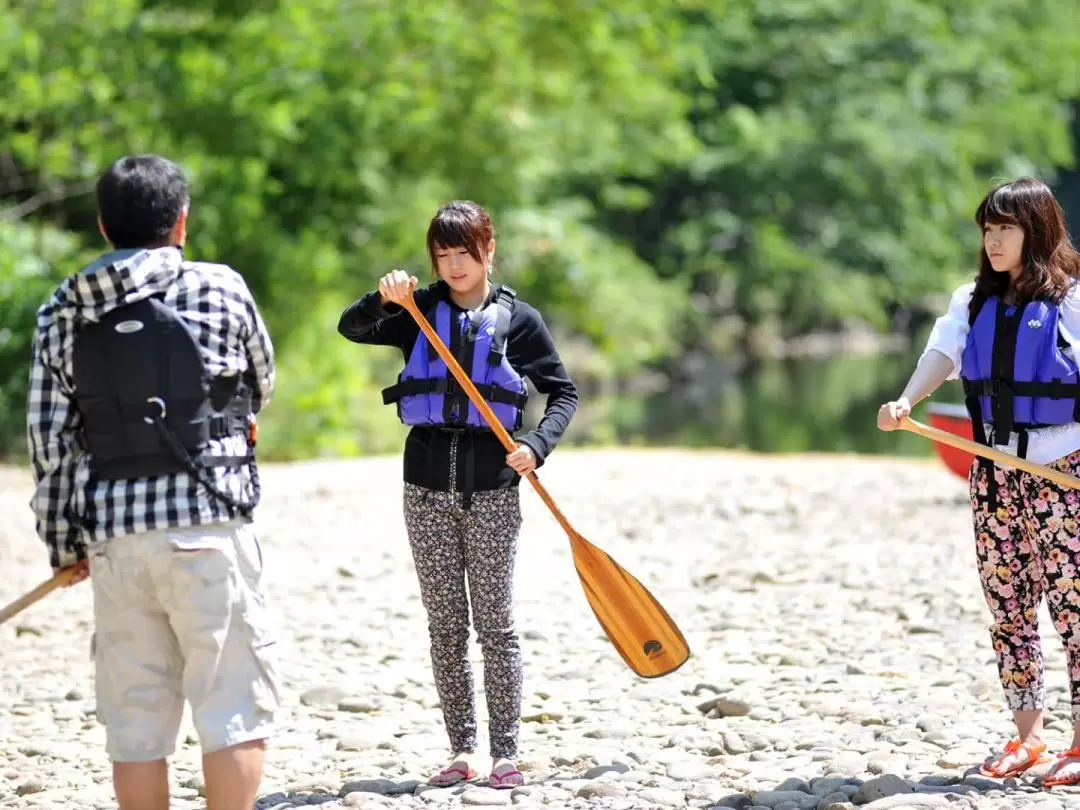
[2,449,1078,810]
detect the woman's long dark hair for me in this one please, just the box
[969,177,1080,321]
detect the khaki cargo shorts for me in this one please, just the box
[87,520,282,762]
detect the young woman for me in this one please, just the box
[878,177,1080,788]
[337,200,578,788]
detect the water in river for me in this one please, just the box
[571,336,963,460]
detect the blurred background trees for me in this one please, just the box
[4,0,1080,460]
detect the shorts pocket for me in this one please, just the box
[233,524,265,585]
[166,520,242,551]
[241,592,283,715]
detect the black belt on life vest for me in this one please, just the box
[962,382,1065,513]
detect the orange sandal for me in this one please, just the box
[1042,746,1080,788]
[979,738,1050,779]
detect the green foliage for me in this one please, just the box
[592,0,1080,345]
[254,295,409,461]
[3,0,1080,460]
[0,220,87,457]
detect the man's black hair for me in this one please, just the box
[96,154,189,249]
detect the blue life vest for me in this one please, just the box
[960,294,1080,456]
[381,285,528,431]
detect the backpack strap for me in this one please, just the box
[487,284,516,366]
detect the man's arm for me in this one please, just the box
[25,329,84,569]
[243,290,276,413]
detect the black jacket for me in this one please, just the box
[337,281,579,498]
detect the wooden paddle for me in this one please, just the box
[399,290,690,678]
[900,416,1080,491]
[0,566,79,627]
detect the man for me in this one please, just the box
[26,154,280,810]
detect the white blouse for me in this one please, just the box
[919,281,1080,464]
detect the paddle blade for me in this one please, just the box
[568,529,690,678]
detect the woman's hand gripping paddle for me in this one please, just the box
[0,566,81,627]
[900,416,1080,491]
[399,291,690,678]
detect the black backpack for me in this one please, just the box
[70,293,257,516]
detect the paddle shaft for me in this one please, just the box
[400,293,576,531]
[0,567,78,627]
[901,417,1080,492]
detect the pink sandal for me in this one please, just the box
[489,763,524,789]
[428,761,479,787]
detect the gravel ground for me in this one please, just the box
[2,448,1080,810]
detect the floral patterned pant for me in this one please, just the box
[403,482,524,759]
[970,450,1080,719]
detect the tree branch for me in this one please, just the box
[0,179,97,222]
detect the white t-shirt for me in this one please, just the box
[919,281,1080,464]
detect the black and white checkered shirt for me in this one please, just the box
[26,246,275,569]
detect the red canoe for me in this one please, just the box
[925,402,975,480]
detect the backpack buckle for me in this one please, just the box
[142,397,167,425]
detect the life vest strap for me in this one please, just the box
[962,378,1080,398]
[381,376,527,408]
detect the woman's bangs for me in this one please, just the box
[428,217,479,256]
[977,185,1022,227]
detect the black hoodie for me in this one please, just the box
[337,281,579,497]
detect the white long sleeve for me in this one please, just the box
[918,282,976,379]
